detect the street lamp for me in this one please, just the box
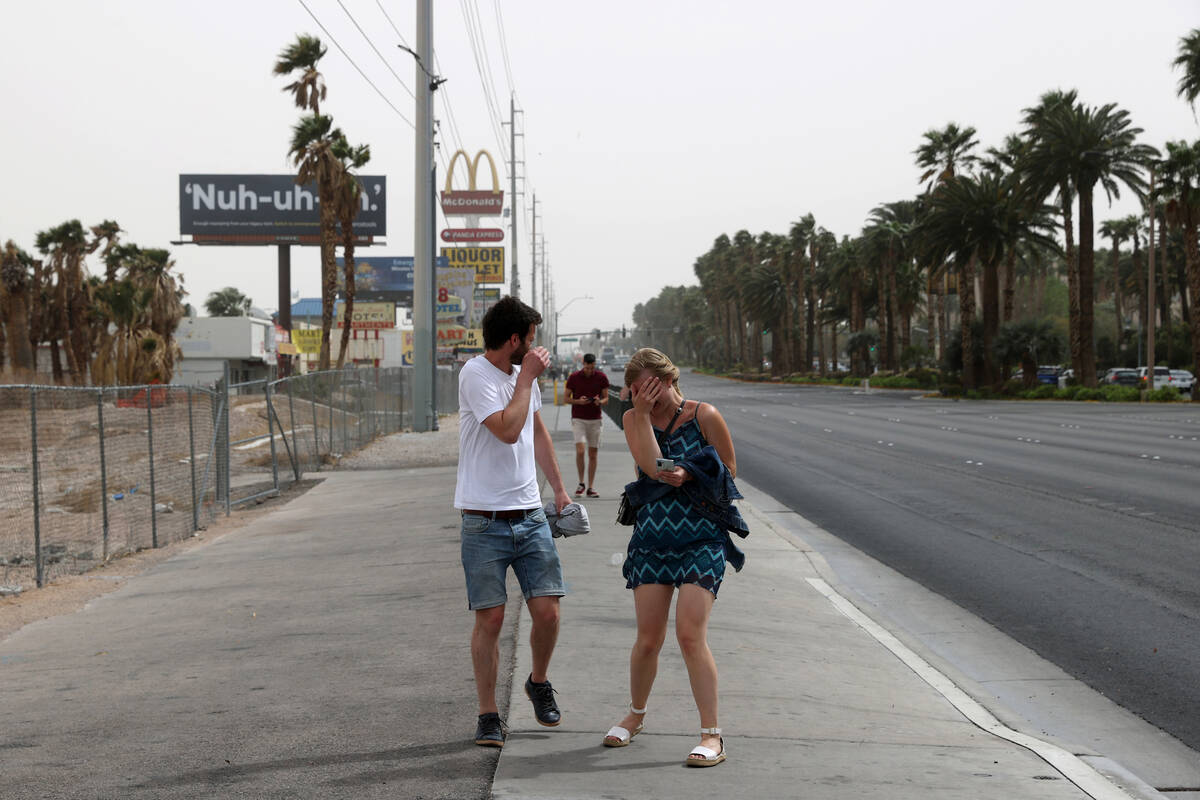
[554,295,593,357]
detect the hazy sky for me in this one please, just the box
[3,1,1198,339]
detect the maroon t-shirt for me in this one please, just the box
[565,369,610,420]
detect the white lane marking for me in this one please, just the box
[789,420,798,425]
[823,428,832,433]
[887,442,894,447]
[804,578,1136,800]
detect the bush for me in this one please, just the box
[1074,387,1105,402]
[1146,387,1180,403]
[1055,386,1081,400]
[1102,386,1140,403]
[842,376,861,386]
[903,367,941,388]
[870,375,920,389]
[1031,384,1057,399]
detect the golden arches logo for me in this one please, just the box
[444,149,501,193]
[441,149,505,216]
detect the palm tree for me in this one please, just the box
[915,123,979,192]
[35,220,91,384]
[274,34,327,114]
[790,214,817,369]
[1020,89,1080,376]
[331,133,371,369]
[1173,29,1200,116]
[204,286,252,317]
[91,246,185,385]
[730,230,755,369]
[88,220,122,284]
[289,114,341,370]
[1022,98,1156,386]
[743,233,791,375]
[917,173,1058,388]
[993,319,1064,389]
[866,201,917,370]
[276,33,339,370]
[1158,139,1200,397]
[1099,217,1130,352]
[1,241,36,373]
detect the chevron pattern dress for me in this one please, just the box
[623,416,726,597]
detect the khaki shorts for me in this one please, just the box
[571,418,602,448]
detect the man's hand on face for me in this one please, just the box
[521,346,551,380]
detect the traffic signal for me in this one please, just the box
[622,325,627,338]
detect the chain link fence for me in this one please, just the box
[0,365,460,593]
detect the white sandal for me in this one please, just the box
[603,703,646,747]
[686,727,725,766]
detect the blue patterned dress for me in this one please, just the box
[623,411,727,597]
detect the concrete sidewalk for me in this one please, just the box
[0,388,1175,799]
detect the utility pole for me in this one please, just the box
[413,0,435,431]
[530,194,537,316]
[509,95,520,300]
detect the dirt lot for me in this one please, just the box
[0,415,458,646]
[0,477,319,643]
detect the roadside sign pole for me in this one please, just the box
[278,244,291,333]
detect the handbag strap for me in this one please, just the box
[655,402,686,451]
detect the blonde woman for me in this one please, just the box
[603,348,746,766]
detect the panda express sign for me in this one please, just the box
[440,149,504,217]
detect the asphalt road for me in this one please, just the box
[685,372,1200,752]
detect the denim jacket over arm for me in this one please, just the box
[623,445,749,571]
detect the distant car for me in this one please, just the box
[1138,366,1173,390]
[1046,366,1068,387]
[1170,369,1195,393]
[1102,368,1140,387]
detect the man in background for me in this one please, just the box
[564,353,609,498]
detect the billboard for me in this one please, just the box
[333,301,395,329]
[441,246,505,285]
[474,286,501,320]
[441,150,504,217]
[336,255,449,304]
[180,174,386,244]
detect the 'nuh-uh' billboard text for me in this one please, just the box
[179,174,387,242]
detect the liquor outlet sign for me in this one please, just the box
[180,174,387,243]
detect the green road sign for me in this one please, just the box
[560,337,578,342]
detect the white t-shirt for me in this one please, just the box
[454,354,543,510]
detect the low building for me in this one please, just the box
[175,316,276,387]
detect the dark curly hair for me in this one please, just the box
[482,295,542,350]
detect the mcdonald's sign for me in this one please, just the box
[441,149,504,216]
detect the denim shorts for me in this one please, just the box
[460,507,566,610]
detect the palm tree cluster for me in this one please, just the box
[1,221,185,385]
[635,29,1200,397]
[274,34,372,371]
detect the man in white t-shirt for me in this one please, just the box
[455,296,571,748]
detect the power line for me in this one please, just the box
[470,0,507,124]
[493,0,517,101]
[294,0,415,129]
[336,0,415,101]
[457,0,510,163]
[373,0,468,189]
